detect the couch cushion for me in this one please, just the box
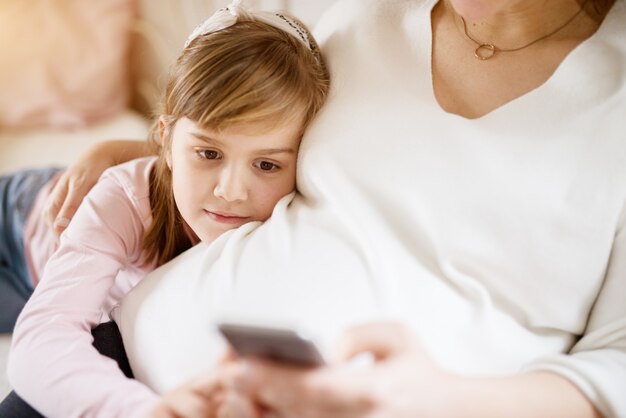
[0,110,150,174]
[0,0,136,129]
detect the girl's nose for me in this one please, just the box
[213,166,248,202]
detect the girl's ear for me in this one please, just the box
[159,116,172,170]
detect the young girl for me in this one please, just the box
[4,2,329,417]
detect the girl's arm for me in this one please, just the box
[228,322,602,418]
[8,166,159,417]
[44,139,151,236]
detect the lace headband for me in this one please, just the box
[184,0,319,61]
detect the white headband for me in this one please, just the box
[184,0,318,60]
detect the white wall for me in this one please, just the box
[207,0,337,26]
[257,0,337,26]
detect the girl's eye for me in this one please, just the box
[196,149,221,160]
[255,161,280,172]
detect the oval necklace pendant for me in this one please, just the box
[474,44,496,60]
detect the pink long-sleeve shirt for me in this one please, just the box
[9,157,162,417]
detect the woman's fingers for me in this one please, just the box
[54,174,93,229]
[226,323,448,418]
[216,391,261,418]
[232,360,301,407]
[157,390,219,418]
[149,372,227,418]
[43,162,103,236]
[43,140,140,236]
[50,180,84,235]
[43,172,70,233]
[233,359,375,418]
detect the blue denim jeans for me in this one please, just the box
[0,167,61,333]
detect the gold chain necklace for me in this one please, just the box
[458,1,588,60]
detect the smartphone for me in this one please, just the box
[217,322,326,368]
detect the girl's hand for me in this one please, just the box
[230,322,454,418]
[44,140,150,236]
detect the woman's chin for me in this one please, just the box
[447,0,503,21]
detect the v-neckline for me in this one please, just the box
[423,0,615,122]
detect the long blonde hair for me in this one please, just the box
[143,16,330,267]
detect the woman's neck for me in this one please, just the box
[446,0,609,51]
[431,0,614,119]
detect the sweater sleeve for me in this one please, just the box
[526,201,626,418]
[7,172,160,418]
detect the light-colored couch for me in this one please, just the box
[0,0,333,402]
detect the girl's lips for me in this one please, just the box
[205,210,248,224]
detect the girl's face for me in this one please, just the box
[165,117,302,244]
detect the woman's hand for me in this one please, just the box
[230,322,454,418]
[149,372,226,418]
[149,351,260,418]
[229,322,602,418]
[44,140,150,236]
[149,371,260,418]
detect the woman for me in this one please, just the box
[44,0,626,416]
